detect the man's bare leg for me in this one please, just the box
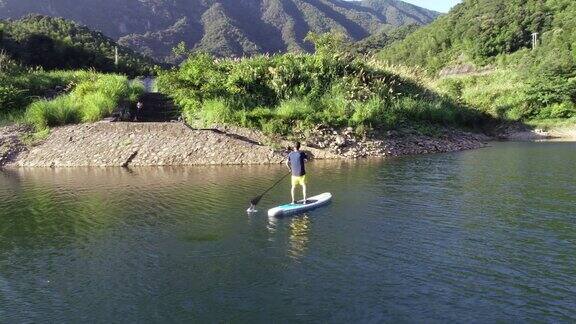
[291,185,296,204]
[302,184,307,204]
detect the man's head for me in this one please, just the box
[294,141,301,151]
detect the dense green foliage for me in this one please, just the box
[436,66,576,121]
[158,46,486,135]
[25,73,143,130]
[436,69,530,120]
[380,0,555,71]
[0,15,157,75]
[0,0,438,61]
[379,0,576,123]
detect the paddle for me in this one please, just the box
[247,172,291,212]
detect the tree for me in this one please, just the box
[305,31,349,57]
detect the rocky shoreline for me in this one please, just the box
[1,121,491,168]
[303,125,489,158]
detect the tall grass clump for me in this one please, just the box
[81,92,116,122]
[24,72,143,130]
[436,70,530,120]
[275,98,315,121]
[26,96,80,129]
[196,99,236,125]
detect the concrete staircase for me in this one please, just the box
[110,93,180,122]
[136,93,181,122]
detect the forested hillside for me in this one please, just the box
[0,0,439,61]
[379,0,576,124]
[380,0,571,72]
[0,15,157,75]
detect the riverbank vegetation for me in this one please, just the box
[3,0,576,139]
[158,34,487,135]
[436,67,576,122]
[25,73,143,130]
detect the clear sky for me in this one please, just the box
[401,0,462,13]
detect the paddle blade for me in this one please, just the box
[250,195,263,206]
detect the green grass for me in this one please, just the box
[0,61,144,130]
[0,110,26,127]
[526,117,576,130]
[25,96,80,129]
[436,70,530,119]
[435,69,576,123]
[22,73,144,130]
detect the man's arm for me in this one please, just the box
[286,156,291,171]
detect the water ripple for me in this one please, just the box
[1,143,576,321]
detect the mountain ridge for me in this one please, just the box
[0,0,439,61]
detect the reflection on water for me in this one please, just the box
[266,213,312,260]
[1,142,576,322]
[288,215,311,261]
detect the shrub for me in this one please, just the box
[25,96,80,129]
[351,97,385,126]
[244,107,275,128]
[275,98,315,121]
[24,72,143,130]
[261,119,291,135]
[316,92,351,127]
[0,85,27,112]
[538,102,576,119]
[196,99,236,126]
[81,92,116,122]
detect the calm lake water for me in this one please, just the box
[1,142,575,322]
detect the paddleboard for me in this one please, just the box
[267,193,332,217]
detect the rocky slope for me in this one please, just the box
[6,122,337,167]
[0,125,28,167]
[2,121,487,168]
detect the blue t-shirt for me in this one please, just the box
[288,151,307,176]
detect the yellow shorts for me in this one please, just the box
[291,175,306,186]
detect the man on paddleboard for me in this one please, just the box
[286,141,308,204]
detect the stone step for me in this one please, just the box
[132,93,181,122]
